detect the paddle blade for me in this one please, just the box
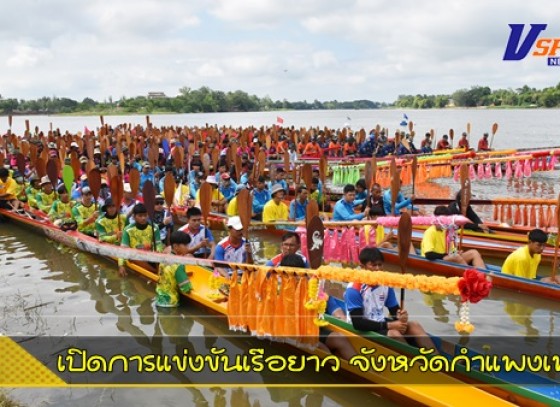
[492,123,498,135]
[306,199,319,227]
[237,188,252,236]
[47,158,59,187]
[390,157,399,216]
[234,154,242,183]
[164,173,176,208]
[398,212,412,274]
[62,165,74,196]
[319,156,327,186]
[199,182,212,223]
[306,215,325,269]
[129,168,140,197]
[371,156,377,183]
[8,115,12,128]
[110,175,121,207]
[302,163,313,189]
[142,180,156,221]
[16,153,26,175]
[36,157,47,179]
[88,168,102,203]
[364,160,373,191]
[459,164,471,216]
[411,156,418,184]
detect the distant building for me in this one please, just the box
[147,92,167,99]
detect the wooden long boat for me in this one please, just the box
[3,209,560,406]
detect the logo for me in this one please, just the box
[310,230,323,251]
[503,24,560,66]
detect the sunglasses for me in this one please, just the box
[155,201,165,205]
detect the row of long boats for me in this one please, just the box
[1,204,560,406]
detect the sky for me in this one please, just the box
[1,0,559,103]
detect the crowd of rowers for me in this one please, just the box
[0,125,552,358]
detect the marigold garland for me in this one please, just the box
[305,276,329,327]
[208,270,226,301]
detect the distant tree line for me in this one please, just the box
[395,83,560,108]
[1,82,560,115]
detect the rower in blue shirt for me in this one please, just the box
[219,173,237,202]
[268,168,288,193]
[333,184,369,221]
[288,185,309,221]
[252,176,271,221]
[382,177,417,215]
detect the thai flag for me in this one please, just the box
[277,116,284,124]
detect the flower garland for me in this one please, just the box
[207,270,226,301]
[455,269,493,334]
[304,276,329,327]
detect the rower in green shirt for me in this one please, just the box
[36,176,56,213]
[48,185,75,227]
[71,186,98,236]
[95,197,126,245]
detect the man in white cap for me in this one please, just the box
[262,183,288,223]
[195,175,226,212]
[71,186,98,236]
[121,183,138,220]
[214,216,251,276]
[36,175,56,213]
[140,162,154,190]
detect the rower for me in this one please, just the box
[477,133,491,152]
[25,176,41,209]
[155,231,193,308]
[251,176,270,221]
[226,184,246,217]
[345,247,438,352]
[420,133,433,154]
[178,207,216,259]
[266,232,309,267]
[71,186,98,237]
[0,167,18,210]
[36,176,56,213]
[48,185,75,228]
[214,216,251,277]
[333,184,369,221]
[421,206,486,269]
[365,207,416,254]
[436,134,451,150]
[448,190,490,233]
[95,197,126,245]
[262,184,289,223]
[458,132,470,149]
[367,183,385,215]
[279,254,355,361]
[153,195,173,246]
[288,185,308,222]
[502,228,559,284]
[196,176,226,213]
[118,203,164,277]
[219,172,237,203]
[382,177,417,216]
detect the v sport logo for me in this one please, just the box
[503,24,560,66]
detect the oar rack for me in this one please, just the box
[491,199,558,230]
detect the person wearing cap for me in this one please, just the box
[195,176,226,212]
[26,176,42,209]
[155,231,193,308]
[214,216,250,277]
[251,175,270,221]
[178,206,216,259]
[118,203,164,277]
[36,176,56,213]
[226,184,246,217]
[121,183,139,219]
[219,172,237,203]
[153,194,173,245]
[140,163,154,190]
[95,197,126,245]
[71,186,98,236]
[458,132,470,149]
[0,168,18,210]
[477,133,491,152]
[436,134,451,150]
[262,184,289,223]
[48,185,75,226]
[288,185,309,222]
[189,171,203,200]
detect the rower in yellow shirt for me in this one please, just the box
[195,176,226,213]
[262,184,289,223]
[0,168,18,210]
[226,184,246,217]
[502,228,558,283]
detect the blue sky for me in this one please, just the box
[1,0,559,103]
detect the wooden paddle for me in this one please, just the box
[62,165,74,196]
[319,155,327,211]
[490,122,499,149]
[306,215,325,269]
[397,211,412,306]
[466,122,471,144]
[110,174,124,230]
[552,193,560,280]
[47,158,59,189]
[8,115,12,130]
[459,163,470,251]
[199,182,213,230]
[283,150,290,181]
[371,156,377,184]
[302,163,313,189]
[88,167,102,210]
[449,129,454,148]
[164,172,176,210]
[306,199,319,227]
[237,188,253,264]
[142,180,157,252]
[390,157,399,216]
[16,153,26,175]
[411,155,418,197]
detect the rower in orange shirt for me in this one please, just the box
[436,135,451,150]
[328,137,341,157]
[303,138,322,158]
[343,139,357,156]
[477,133,491,151]
[457,132,470,149]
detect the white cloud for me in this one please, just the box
[0,1,559,102]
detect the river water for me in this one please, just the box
[1,109,560,406]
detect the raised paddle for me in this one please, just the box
[164,173,176,210]
[551,193,560,280]
[70,151,80,181]
[458,163,471,251]
[129,168,140,198]
[16,153,26,175]
[397,211,412,307]
[199,182,213,232]
[36,157,47,179]
[47,158,59,190]
[466,122,471,144]
[306,215,325,270]
[390,157,399,217]
[302,163,313,190]
[237,188,254,264]
[88,167,102,210]
[142,180,157,252]
[411,155,418,197]
[306,199,319,227]
[449,128,454,148]
[110,174,124,230]
[371,156,377,184]
[490,122,499,149]
[8,115,12,130]
[319,156,328,211]
[62,165,74,197]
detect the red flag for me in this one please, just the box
[276,116,284,124]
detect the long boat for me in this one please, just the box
[1,208,560,406]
